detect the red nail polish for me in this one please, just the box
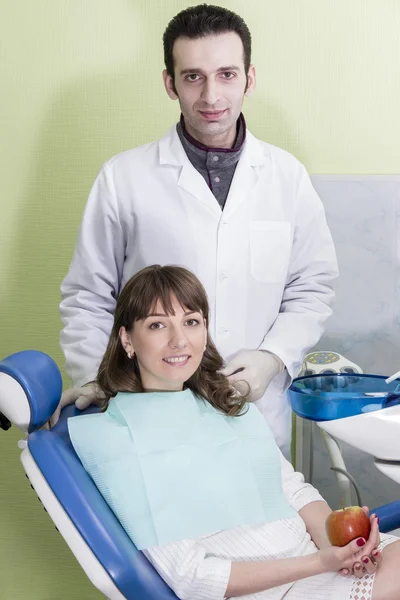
[363,558,369,564]
[357,538,366,547]
[373,551,379,557]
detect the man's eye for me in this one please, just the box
[222,72,235,79]
[186,74,200,82]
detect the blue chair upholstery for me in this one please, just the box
[373,502,400,534]
[29,405,178,600]
[0,350,62,432]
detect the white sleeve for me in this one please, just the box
[143,537,231,600]
[280,450,326,512]
[259,164,339,386]
[60,162,126,387]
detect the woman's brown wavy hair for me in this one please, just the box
[97,265,248,417]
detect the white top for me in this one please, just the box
[143,451,326,600]
[143,452,397,600]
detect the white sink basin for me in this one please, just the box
[318,404,400,461]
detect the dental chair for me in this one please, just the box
[289,373,400,533]
[0,350,178,600]
[2,353,400,600]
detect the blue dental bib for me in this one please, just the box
[68,389,295,549]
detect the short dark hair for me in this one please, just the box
[163,4,252,81]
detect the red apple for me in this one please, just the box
[325,506,371,547]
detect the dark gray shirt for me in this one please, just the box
[176,114,246,209]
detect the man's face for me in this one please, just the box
[163,32,255,145]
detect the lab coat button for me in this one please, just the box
[219,273,227,281]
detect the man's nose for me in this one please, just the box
[200,79,219,105]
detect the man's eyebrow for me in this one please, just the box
[180,65,240,76]
[216,65,240,72]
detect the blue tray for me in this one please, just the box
[289,373,400,421]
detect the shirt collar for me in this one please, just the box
[176,114,246,171]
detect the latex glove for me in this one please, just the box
[221,350,284,402]
[49,383,107,428]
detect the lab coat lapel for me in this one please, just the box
[222,131,267,219]
[158,126,221,217]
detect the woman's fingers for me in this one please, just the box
[361,506,370,517]
[353,562,363,577]
[361,555,377,575]
[358,515,379,558]
[371,549,382,567]
[369,515,380,548]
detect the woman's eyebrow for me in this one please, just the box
[144,310,200,318]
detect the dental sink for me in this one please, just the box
[289,373,400,461]
[318,403,400,462]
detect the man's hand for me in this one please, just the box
[49,383,107,428]
[221,350,284,401]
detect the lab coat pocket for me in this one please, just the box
[249,221,291,283]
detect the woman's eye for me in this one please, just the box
[149,322,164,330]
[185,318,199,327]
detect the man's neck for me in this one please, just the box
[180,115,245,151]
[183,121,238,150]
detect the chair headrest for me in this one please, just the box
[0,350,62,433]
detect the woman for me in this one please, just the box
[68,265,400,600]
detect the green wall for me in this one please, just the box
[0,1,399,597]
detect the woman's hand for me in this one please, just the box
[318,512,381,575]
[341,510,381,577]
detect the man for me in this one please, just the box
[53,4,338,456]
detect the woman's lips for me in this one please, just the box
[163,355,191,367]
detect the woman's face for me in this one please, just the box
[119,295,207,391]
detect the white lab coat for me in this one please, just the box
[60,125,338,452]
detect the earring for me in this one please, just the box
[127,351,135,359]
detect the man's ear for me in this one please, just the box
[162,69,178,100]
[245,64,256,97]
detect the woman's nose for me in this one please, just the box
[168,330,187,349]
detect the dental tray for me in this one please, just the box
[289,373,400,421]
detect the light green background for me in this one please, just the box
[0,1,399,598]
